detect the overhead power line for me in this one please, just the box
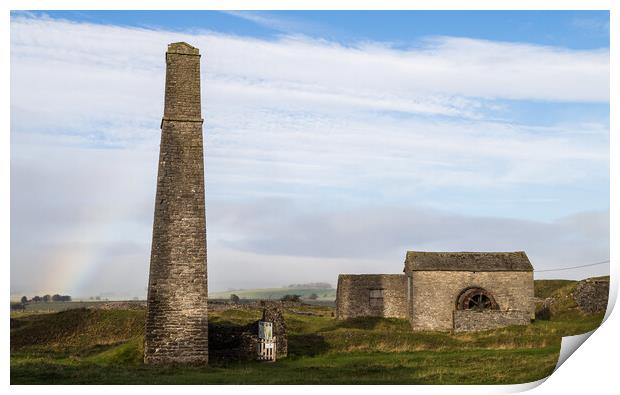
[534,259,610,273]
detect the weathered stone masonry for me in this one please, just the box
[405,252,534,332]
[336,251,535,332]
[573,278,609,314]
[145,42,209,364]
[408,270,534,331]
[453,310,531,332]
[336,274,407,319]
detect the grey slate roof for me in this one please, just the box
[403,251,533,272]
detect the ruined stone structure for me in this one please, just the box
[336,274,407,319]
[573,278,609,314]
[208,305,288,361]
[336,251,535,332]
[145,42,209,364]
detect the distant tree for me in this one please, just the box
[20,296,28,304]
[95,296,101,301]
[308,293,319,300]
[61,295,72,302]
[52,294,62,302]
[230,294,240,303]
[280,294,301,302]
[32,296,41,303]
[42,294,51,302]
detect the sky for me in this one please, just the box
[10,10,610,298]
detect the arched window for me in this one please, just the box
[456,287,499,311]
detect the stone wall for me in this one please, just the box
[408,271,534,331]
[145,42,209,365]
[336,274,407,319]
[574,279,609,314]
[453,310,531,332]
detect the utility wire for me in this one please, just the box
[534,259,610,273]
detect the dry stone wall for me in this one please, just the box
[574,279,609,314]
[408,271,534,331]
[336,274,407,319]
[145,42,209,365]
[453,310,531,332]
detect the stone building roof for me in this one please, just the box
[338,274,406,279]
[403,251,533,272]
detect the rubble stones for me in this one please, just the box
[453,310,532,332]
[573,279,609,314]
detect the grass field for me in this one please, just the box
[10,279,605,384]
[11,301,133,314]
[534,279,576,299]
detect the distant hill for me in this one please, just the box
[210,277,608,303]
[209,287,336,301]
[287,282,333,289]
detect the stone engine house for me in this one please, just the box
[336,251,535,332]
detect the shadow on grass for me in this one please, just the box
[330,317,409,331]
[333,317,384,330]
[288,334,329,356]
[208,321,250,363]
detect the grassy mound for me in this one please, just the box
[535,277,609,320]
[534,279,576,299]
[11,308,145,353]
[86,337,144,366]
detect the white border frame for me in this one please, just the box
[4,1,617,394]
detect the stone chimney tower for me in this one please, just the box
[145,42,208,365]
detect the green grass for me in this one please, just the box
[534,280,576,299]
[11,300,604,384]
[13,301,134,314]
[11,308,144,353]
[11,348,560,385]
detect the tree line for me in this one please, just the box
[229,293,316,303]
[287,282,332,289]
[20,294,72,303]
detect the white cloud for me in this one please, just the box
[10,15,609,296]
[10,16,609,189]
[10,16,609,126]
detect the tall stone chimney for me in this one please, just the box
[145,42,208,365]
